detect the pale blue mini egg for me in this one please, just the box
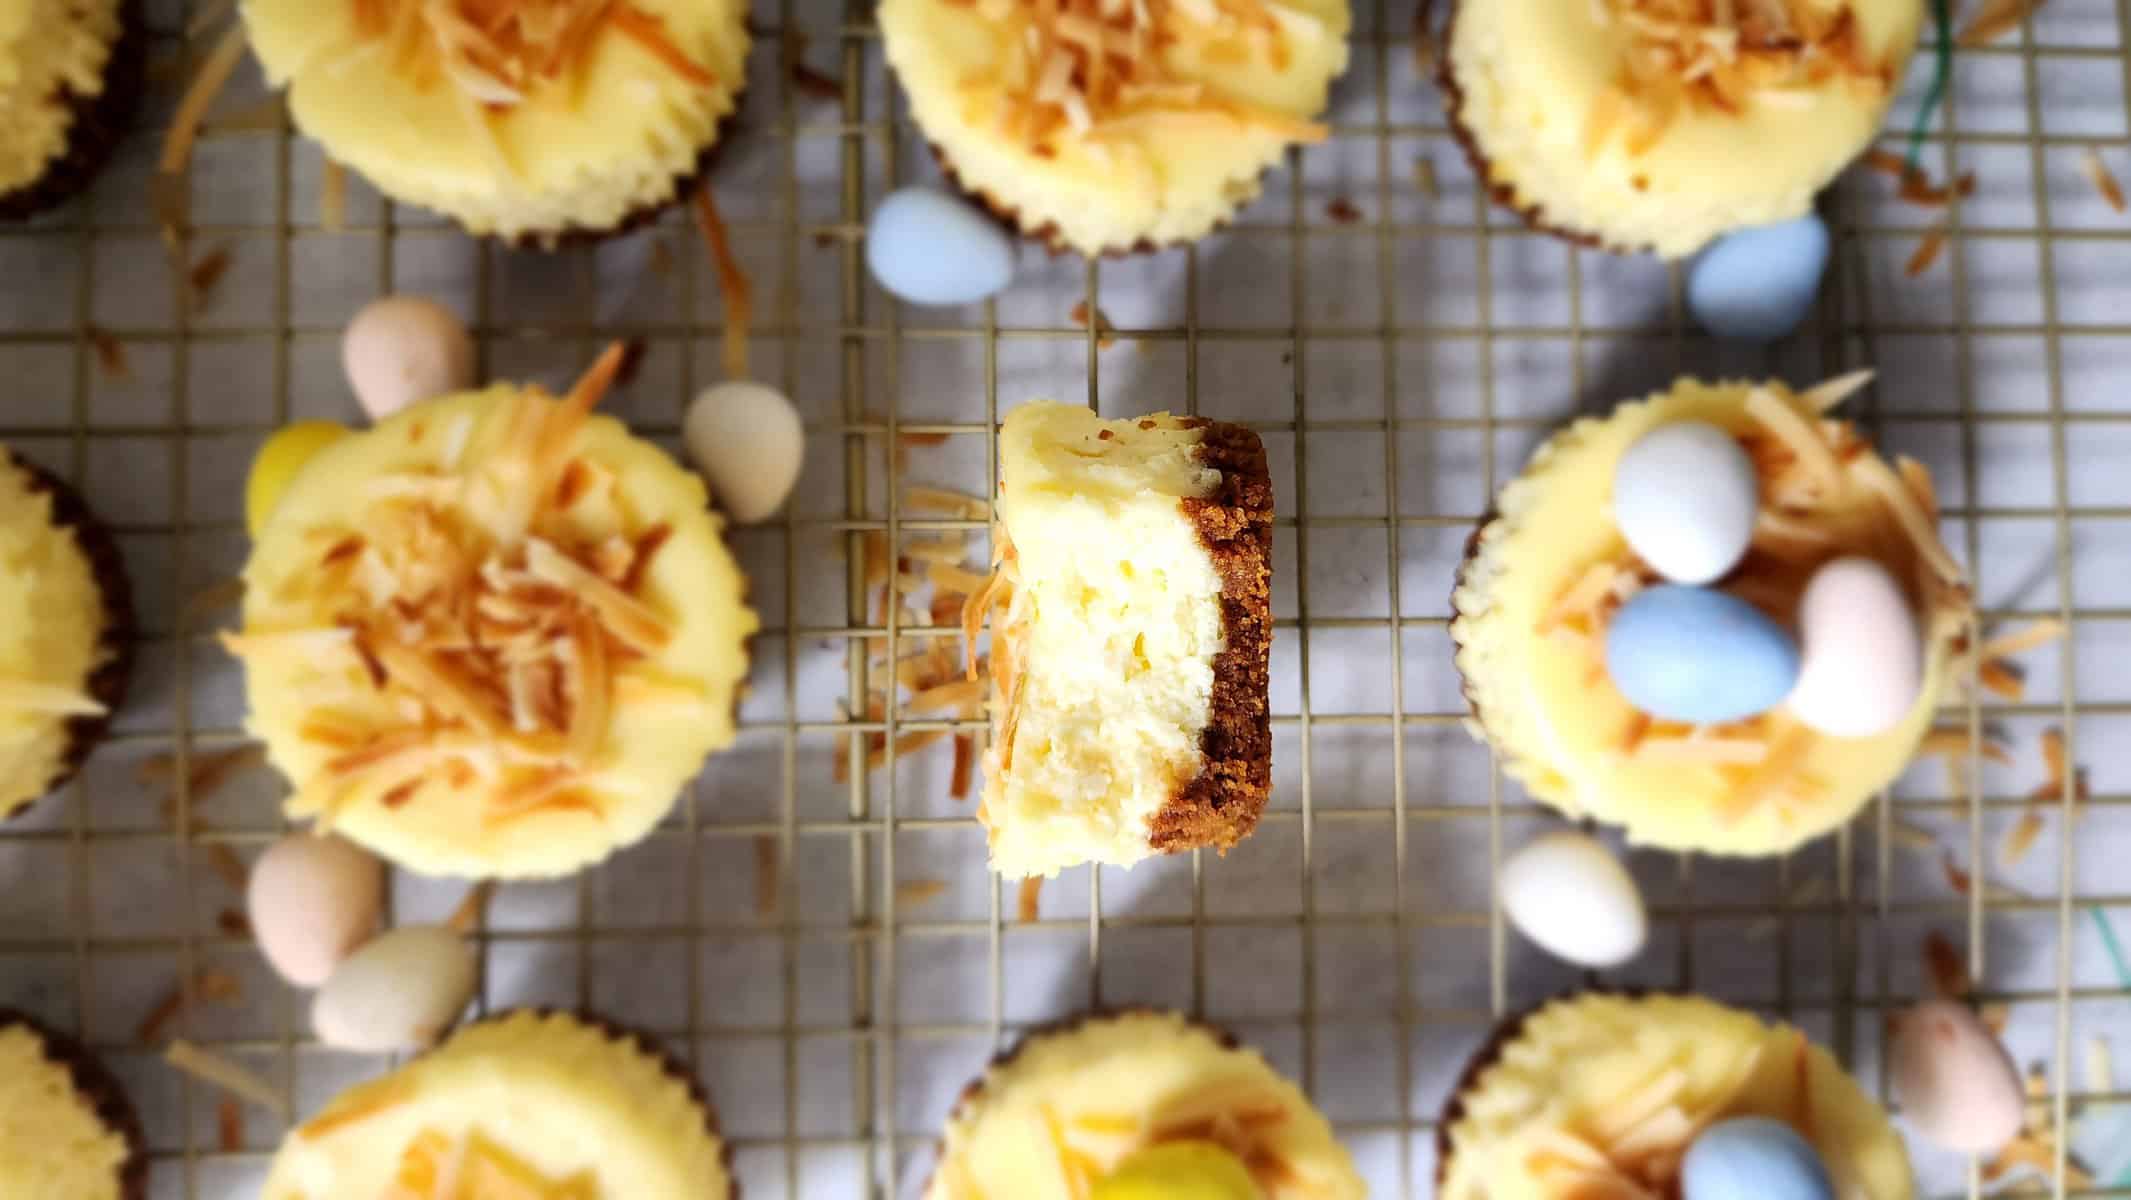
[1681,1117,1836,1200]
[865,188,1016,306]
[1688,214,1831,342]
[1605,585,1801,724]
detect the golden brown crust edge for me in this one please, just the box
[1156,419,1274,856]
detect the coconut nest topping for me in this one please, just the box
[1584,0,1892,158]
[222,344,689,832]
[1535,374,1969,829]
[947,0,1329,157]
[1512,1033,1812,1199]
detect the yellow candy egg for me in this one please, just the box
[246,421,349,536]
[1091,1141,1262,1200]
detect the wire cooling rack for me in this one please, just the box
[5,0,2131,1196]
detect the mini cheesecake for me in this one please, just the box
[1439,0,1921,257]
[976,402,1272,879]
[0,1009,146,1200]
[926,1010,1365,1200]
[226,348,757,878]
[264,1010,730,1198]
[880,0,1351,254]
[241,0,749,244]
[1451,375,1968,856]
[0,449,134,822]
[0,0,142,219]
[1439,993,1912,1200]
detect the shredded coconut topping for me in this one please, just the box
[1584,0,1891,158]
[350,0,715,110]
[951,0,1328,156]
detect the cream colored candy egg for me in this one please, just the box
[1888,1000,2024,1154]
[246,832,383,988]
[684,381,805,524]
[312,926,476,1052]
[1784,556,1923,738]
[342,295,475,421]
[1498,830,1648,968]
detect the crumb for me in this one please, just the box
[218,1097,244,1151]
[86,325,131,381]
[1068,301,1116,350]
[753,834,779,916]
[1905,225,1949,277]
[951,733,975,799]
[187,245,234,309]
[215,909,251,939]
[1017,875,1043,922]
[1324,197,1362,224]
[2082,149,2128,213]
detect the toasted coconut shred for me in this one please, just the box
[954,0,1329,159]
[222,344,683,833]
[1514,1045,1767,1200]
[1534,378,1971,831]
[1582,0,1892,159]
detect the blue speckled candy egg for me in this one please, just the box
[865,187,1015,306]
[1605,585,1801,724]
[1688,214,1831,343]
[1681,1117,1836,1200]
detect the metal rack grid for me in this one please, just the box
[3,0,2131,1195]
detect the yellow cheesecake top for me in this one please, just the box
[926,1010,1365,1200]
[1446,0,1921,257]
[0,0,122,196]
[1451,377,1968,856]
[229,361,757,878]
[1440,993,1912,1200]
[880,0,1351,254]
[982,403,1226,878]
[264,1010,729,1199]
[0,453,112,820]
[0,1023,131,1200]
[240,0,749,241]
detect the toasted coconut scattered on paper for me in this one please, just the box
[203,842,249,891]
[445,881,496,934]
[188,244,235,309]
[1958,0,2050,48]
[896,878,949,907]
[85,325,131,381]
[216,909,251,939]
[1324,197,1362,224]
[218,1096,244,1151]
[146,744,268,819]
[1919,726,2014,766]
[2082,149,2129,213]
[1979,618,2066,662]
[694,183,753,381]
[1018,875,1043,922]
[166,1039,288,1118]
[1905,224,1950,278]
[1068,301,1116,350]
[138,967,243,1044]
[1925,930,1972,999]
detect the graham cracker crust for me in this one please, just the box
[0,1008,147,1200]
[1155,419,1274,855]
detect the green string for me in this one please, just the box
[1904,0,1957,172]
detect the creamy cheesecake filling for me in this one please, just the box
[880,0,1349,253]
[928,1011,1366,1200]
[231,357,756,878]
[0,0,122,196]
[0,1024,131,1200]
[1444,0,1920,257]
[264,1011,729,1199]
[242,0,748,241]
[1440,994,1912,1200]
[0,455,111,819]
[984,404,1228,879]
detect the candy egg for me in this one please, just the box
[1688,214,1831,343]
[312,926,476,1053]
[342,295,475,421]
[1497,830,1646,968]
[1613,421,1758,584]
[246,833,384,988]
[245,421,350,536]
[1785,557,1923,739]
[684,380,805,524]
[1605,585,1801,724]
[1888,1000,2024,1154]
[865,187,1016,306]
[1681,1117,1835,1200]
[1091,1141,1260,1200]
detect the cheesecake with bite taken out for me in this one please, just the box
[971,402,1272,879]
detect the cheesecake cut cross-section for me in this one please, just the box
[978,402,1272,879]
